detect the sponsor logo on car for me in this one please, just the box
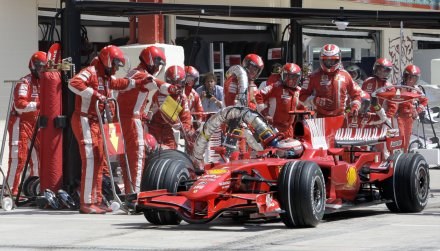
[346,166,357,187]
[207,169,228,175]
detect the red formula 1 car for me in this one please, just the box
[135,88,429,228]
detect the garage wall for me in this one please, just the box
[0,0,38,178]
[415,49,440,84]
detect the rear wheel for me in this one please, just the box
[141,150,192,225]
[383,153,429,213]
[277,161,326,228]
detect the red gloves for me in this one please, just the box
[350,103,360,117]
[135,77,156,93]
[314,97,334,108]
[93,90,106,102]
[167,84,182,95]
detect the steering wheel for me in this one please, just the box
[372,85,423,105]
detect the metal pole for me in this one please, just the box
[399,21,403,84]
[0,81,19,209]
[291,0,303,66]
[62,0,82,194]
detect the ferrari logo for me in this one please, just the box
[346,166,357,187]
[104,122,124,156]
[108,123,119,152]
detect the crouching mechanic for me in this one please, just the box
[396,64,429,152]
[69,45,156,214]
[299,44,362,118]
[148,65,194,150]
[7,51,46,196]
[255,63,305,138]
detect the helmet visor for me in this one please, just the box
[404,74,419,86]
[33,60,46,73]
[375,65,392,79]
[348,69,359,80]
[113,56,131,74]
[151,57,165,76]
[282,72,301,88]
[153,56,165,67]
[247,64,261,80]
[322,58,339,69]
[185,75,198,87]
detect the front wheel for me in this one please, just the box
[140,150,192,225]
[277,161,326,228]
[383,153,429,213]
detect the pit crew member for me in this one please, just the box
[7,51,46,196]
[69,45,154,214]
[299,44,362,118]
[256,63,305,138]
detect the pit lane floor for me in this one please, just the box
[0,168,439,251]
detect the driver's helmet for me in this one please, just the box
[139,46,166,76]
[44,189,61,210]
[165,65,186,89]
[319,44,342,73]
[57,189,76,209]
[184,66,199,87]
[346,64,361,81]
[98,45,127,76]
[373,58,393,80]
[28,51,47,78]
[281,63,302,89]
[403,64,421,86]
[242,54,264,80]
[276,138,304,159]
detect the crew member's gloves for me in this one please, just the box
[350,103,360,117]
[93,90,106,102]
[418,110,427,120]
[370,97,382,112]
[136,77,157,92]
[412,108,419,119]
[167,84,182,95]
[265,116,274,124]
[314,97,334,108]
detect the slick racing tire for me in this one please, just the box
[141,152,192,225]
[144,149,193,173]
[23,176,39,197]
[277,161,326,228]
[383,153,429,213]
[141,149,193,191]
[30,178,40,196]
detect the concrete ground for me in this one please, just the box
[0,168,439,251]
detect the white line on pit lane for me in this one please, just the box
[392,223,440,227]
[0,215,141,221]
